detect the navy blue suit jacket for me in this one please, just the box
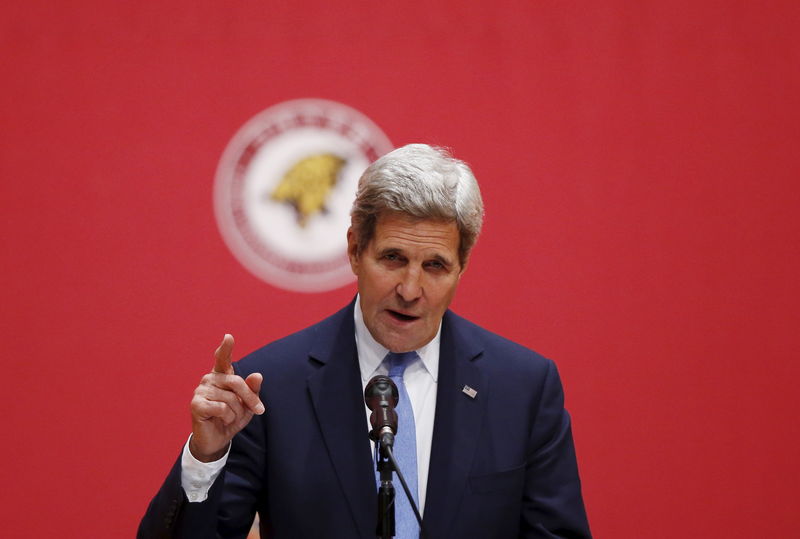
[139,301,591,538]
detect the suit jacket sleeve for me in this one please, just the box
[137,361,267,539]
[521,359,591,538]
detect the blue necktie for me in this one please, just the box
[378,351,419,538]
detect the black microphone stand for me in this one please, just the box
[374,436,429,539]
[375,439,396,539]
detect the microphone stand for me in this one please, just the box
[374,438,429,539]
[375,440,395,539]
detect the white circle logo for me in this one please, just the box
[214,99,393,292]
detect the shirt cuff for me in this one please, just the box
[180,434,230,503]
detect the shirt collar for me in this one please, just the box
[354,294,440,384]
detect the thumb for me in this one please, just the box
[213,334,235,374]
[245,372,263,394]
[245,373,265,414]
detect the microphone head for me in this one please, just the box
[364,375,399,410]
[365,375,399,442]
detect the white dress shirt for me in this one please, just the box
[181,296,440,514]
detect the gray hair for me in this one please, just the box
[350,143,484,267]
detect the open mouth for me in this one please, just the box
[387,310,419,322]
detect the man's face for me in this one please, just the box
[348,212,464,353]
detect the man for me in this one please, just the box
[139,144,591,538]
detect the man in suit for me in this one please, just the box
[139,144,591,538]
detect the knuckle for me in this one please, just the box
[210,401,228,416]
[226,374,245,387]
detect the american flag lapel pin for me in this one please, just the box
[462,385,478,399]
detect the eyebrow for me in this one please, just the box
[429,253,454,267]
[376,247,402,258]
[378,247,454,268]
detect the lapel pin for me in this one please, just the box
[462,385,478,399]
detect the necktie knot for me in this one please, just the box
[386,351,417,379]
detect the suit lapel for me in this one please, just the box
[423,311,487,537]
[306,302,376,539]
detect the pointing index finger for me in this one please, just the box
[213,334,235,374]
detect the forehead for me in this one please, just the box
[372,212,460,255]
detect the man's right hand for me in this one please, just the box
[189,334,265,462]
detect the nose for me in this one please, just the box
[396,267,422,302]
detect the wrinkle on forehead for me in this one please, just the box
[373,214,459,257]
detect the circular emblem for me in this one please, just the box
[214,99,393,292]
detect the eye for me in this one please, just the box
[425,260,446,270]
[381,252,405,265]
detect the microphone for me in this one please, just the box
[364,375,399,448]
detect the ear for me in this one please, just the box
[458,256,469,277]
[346,227,360,275]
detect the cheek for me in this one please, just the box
[360,269,395,300]
[434,281,459,308]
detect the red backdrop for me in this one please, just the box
[2,2,798,537]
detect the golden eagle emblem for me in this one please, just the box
[269,153,346,227]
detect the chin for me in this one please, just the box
[373,321,429,352]
[379,335,415,353]
[388,336,426,353]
